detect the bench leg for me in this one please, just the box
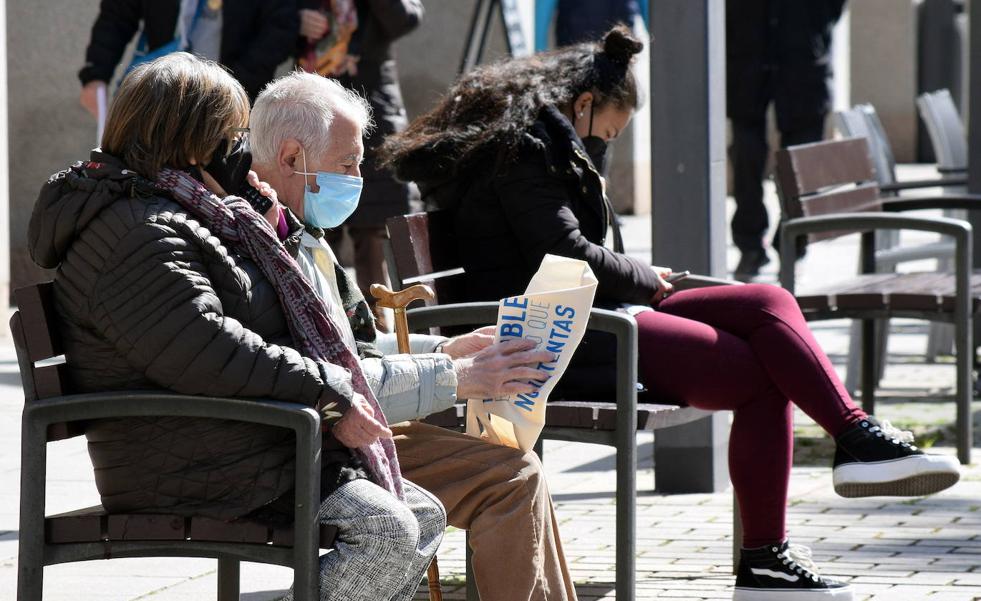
[860,319,877,415]
[956,314,973,464]
[16,552,42,601]
[615,433,636,601]
[18,417,46,601]
[217,557,240,601]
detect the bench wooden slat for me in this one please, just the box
[422,400,690,433]
[14,282,63,363]
[46,506,338,549]
[797,271,981,314]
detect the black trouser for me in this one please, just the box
[729,116,826,254]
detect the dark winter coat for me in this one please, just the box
[301,0,423,226]
[78,0,299,99]
[416,105,659,308]
[28,151,360,521]
[726,0,846,129]
[407,106,659,399]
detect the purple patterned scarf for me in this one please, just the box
[155,167,404,500]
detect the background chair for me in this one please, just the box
[775,137,979,465]
[833,103,968,389]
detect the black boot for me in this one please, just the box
[833,416,960,498]
[734,541,853,600]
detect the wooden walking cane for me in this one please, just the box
[370,282,443,601]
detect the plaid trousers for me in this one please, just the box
[285,478,445,601]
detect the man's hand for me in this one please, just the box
[454,338,556,399]
[80,81,106,119]
[332,394,393,449]
[300,9,329,41]
[439,325,495,359]
[650,265,674,304]
[246,170,280,228]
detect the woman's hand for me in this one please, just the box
[439,325,496,359]
[650,265,674,304]
[300,9,329,41]
[246,170,281,228]
[332,393,393,449]
[454,338,556,399]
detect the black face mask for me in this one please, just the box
[580,104,610,174]
[204,137,253,196]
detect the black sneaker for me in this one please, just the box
[733,249,771,282]
[833,416,960,498]
[734,541,853,600]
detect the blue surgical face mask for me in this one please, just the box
[294,148,363,229]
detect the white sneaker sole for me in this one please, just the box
[734,585,853,600]
[833,454,960,498]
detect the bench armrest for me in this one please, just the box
[23,392,321,433]
[19,393,323,567]
[406,302,638,435]
[882,193,981,212]
[778,212,972,295]
[880,176,967,193]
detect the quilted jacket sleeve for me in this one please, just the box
[78,0,142,85]
[89,218,354,411]
[494,152,660,305]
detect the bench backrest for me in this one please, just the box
[917,88,968,172]
[385,210,468,305]
[774,137,883,242]
[834,104,898,187]
[10,282,81,441]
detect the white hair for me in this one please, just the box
[250,71,373,165]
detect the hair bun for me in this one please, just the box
[602,25,643,65]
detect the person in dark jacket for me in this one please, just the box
[296,0,423,328]
[726,0,847,280]
[381,26,961,601]
[39,52,443,601]
[78,0,299,117]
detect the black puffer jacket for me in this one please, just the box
[28,152,357,521]
[416,105,659,307]
[404,107,658,399]
[78,0,299,99]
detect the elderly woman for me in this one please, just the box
[28,53,440,601]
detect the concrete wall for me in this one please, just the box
[7,0,103,290]
[0,0,10,304]
[849,0,919,162]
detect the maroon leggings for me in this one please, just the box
[636,284,866,547]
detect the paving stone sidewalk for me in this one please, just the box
[2,175,981,600]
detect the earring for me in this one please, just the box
[578,111,584,118]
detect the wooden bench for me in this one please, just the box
[13,283,330,601]
[384,211,740,600]
[775,137,981,464]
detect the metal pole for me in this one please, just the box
[649,0,731,493]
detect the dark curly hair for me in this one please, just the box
[380,25,644,181]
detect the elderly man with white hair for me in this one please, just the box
[249,72,580,601]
